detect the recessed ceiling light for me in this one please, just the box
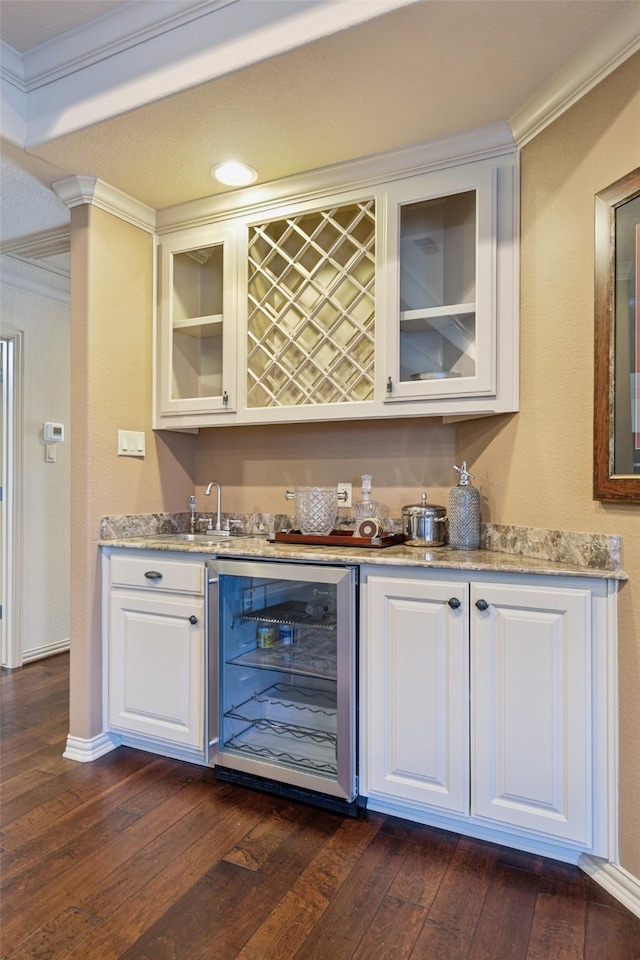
[212,162,258,186]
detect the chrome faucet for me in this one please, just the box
[204,480,222,531]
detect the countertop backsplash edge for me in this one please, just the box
[99,513,622,572]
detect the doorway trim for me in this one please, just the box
[1,328,24,668]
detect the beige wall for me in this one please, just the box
[459,52,640,876]
[195,417,456,519]
[69,204,195,738]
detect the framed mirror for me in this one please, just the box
[594,167,640,501]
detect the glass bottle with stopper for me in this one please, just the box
[354,475,380,520]
[449,461,481,550]
[354,474,384,538]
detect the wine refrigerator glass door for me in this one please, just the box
[208,559,357,804]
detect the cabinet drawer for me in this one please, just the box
[110,554,204,595]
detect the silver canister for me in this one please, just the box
[402,492,448,547]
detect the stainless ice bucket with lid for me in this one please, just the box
[402,492,448,546]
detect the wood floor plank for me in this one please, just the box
[467,861,540,960]
[0,755,172,884]
[350,894,429,960]
[585,901,640,960]
[0,765,59,803]
[1,749,161,848]
[0,780,218,952]
[409,836,500,960]
[222,802,305,871]
[117,800,338,960]
[2,905,103,960]
[56,788,278,960]
[525,859,590,960]
[234,812,384,960]
[288,828,411,960]
[1,808,140,910]
[388,823,459,908]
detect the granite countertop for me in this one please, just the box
[98,533,628,581]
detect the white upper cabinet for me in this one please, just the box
[154,129,519,429]
[384,164,497,403]
[156,222,238,424]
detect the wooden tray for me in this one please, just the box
[267,530,405,549]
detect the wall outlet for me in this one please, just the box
[337,482,353,507]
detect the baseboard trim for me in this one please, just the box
[580,854,640,920]
[22,638,70,663]
[63,732,121,762]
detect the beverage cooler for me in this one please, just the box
[206,559,361,815]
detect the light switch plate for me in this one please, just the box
[118,430,146,457]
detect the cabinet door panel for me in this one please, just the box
[384,164,497,402]
[157,223,238,420]
[472,583,591,845]
[109,591,204,749]
[365,576,469,813]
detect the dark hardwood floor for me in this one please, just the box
[2,654,639,960]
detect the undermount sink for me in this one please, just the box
[152,532,251,544]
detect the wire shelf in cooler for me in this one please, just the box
[227,630,337,680]
[225,682,337,736]
[223,725,337,777]
[238,600,336,631]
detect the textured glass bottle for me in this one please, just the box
[448,461,480,550]
[354,475,380,521]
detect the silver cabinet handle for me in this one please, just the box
[144,571,163,581]
[448,597,461,609]
[475,599,489,611]
[188,615,198,625]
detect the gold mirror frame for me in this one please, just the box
[593,167,640,501]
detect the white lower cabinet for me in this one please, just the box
[471,581,591,846]
[106,551,205,753]
[361,566,615,860]
[365,575,469,814]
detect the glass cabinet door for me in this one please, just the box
[158,224,237,416]
[385,165,497,401]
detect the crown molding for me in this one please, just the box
[9,0,417,148]
[156,121,517,232]
[52,176,156,233]
[510,4,640,147]
[0,260,70,304]
[0,226,70,260]
[19,0,237,91]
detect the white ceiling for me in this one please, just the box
[0,0,127,52]
[1,0,639,248]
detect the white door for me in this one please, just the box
[109,590,205,749]
[472,581,592,846]
[364,574,469,813]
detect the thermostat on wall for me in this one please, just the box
[44,422,65,442]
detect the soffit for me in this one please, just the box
[28,0,634,211]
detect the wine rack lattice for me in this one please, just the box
[247,200,376,408]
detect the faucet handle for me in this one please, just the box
[223,518,243,534]
[197,517,215,533]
